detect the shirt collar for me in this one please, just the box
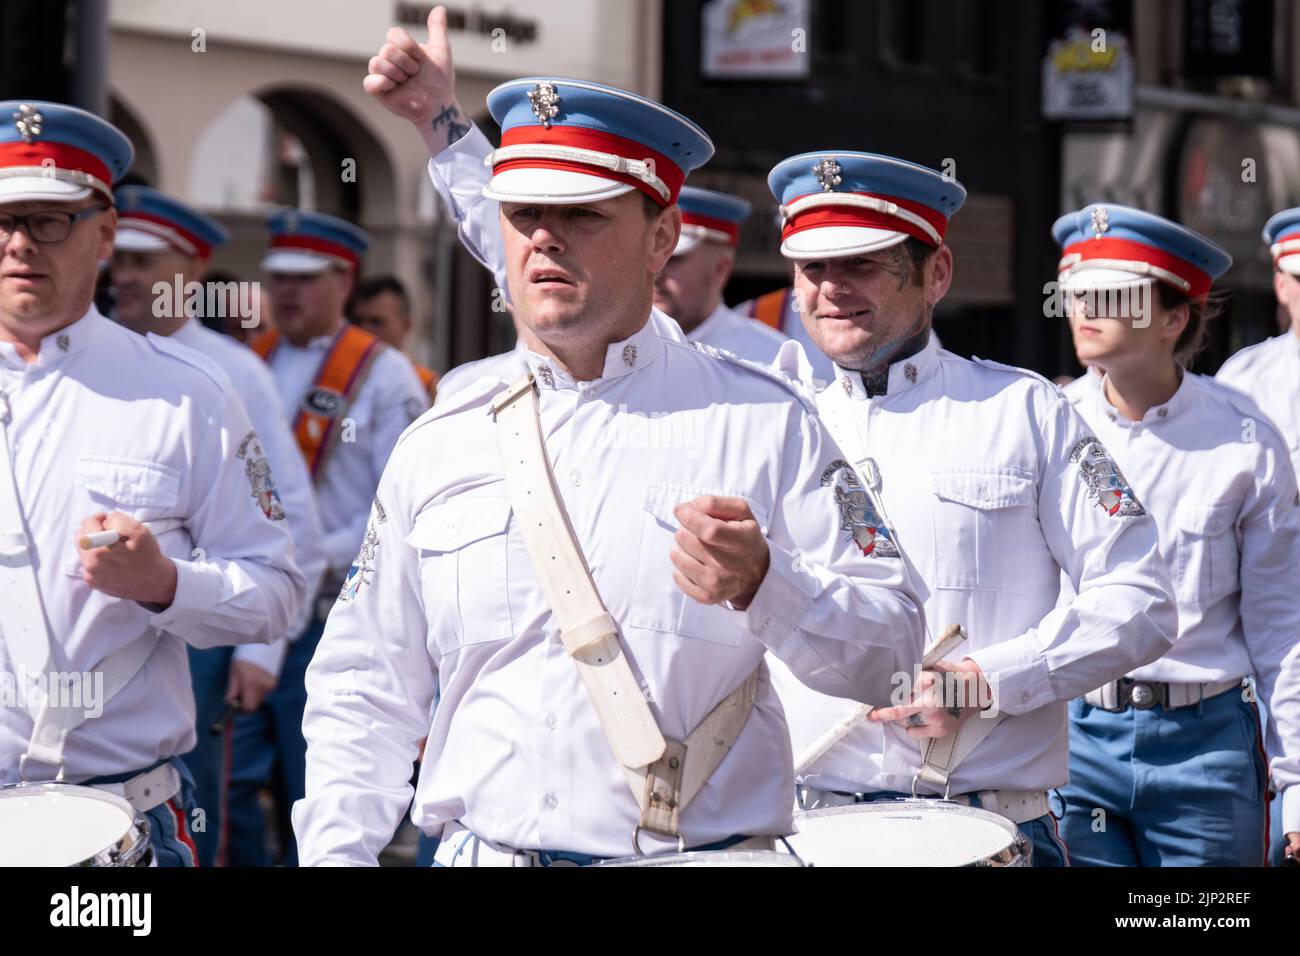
[172,317,204,348]
[0,304,102,370]
[1095,368,1197,425]
[685,302,728,343]
[523,313,665,390]
[831,330,940,401]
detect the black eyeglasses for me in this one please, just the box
[0,206,103,244]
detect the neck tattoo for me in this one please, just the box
[858,325,930,397]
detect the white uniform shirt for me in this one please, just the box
[1216,330,1300,481]
[686,303,787,365]
[1065,372,1300,833]
[771,334,1177,797]
[171,318,326,671]
[434,343,527,406]
[0,308,306,782]
[262,329,427,578]
[293,314,923,864]
[435,312,689,407]
[1061,367,1103,403]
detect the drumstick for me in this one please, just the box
[209,699,243,735]
[78,517,185,550]
[793,624,967,777]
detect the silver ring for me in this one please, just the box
[905,713,926,728]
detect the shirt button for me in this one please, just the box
[1022,691,1031,703]
[569,471,581,487]
[544,793,559,810]
[545,713,558,730]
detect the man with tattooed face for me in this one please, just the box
[764,152,1177,867]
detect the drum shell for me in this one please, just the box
[0,782,152,867]
[596,849,804,867]
[788,798,1030,867]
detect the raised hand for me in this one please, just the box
[363,5,469,149]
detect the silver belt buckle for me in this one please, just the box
[1127,680,1160,710]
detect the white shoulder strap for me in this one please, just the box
[1,388,166,781]
[0,389,53,682]
[491,375,666,770]
[23,629,161,780]
[492,375,759,843]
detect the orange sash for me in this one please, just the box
[750,287,791,331]
[414,363,439,401]
[250,326,384,482]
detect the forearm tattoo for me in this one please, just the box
[432,103,469,146]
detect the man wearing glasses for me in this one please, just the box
[0,101,306,865]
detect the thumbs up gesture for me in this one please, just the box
[364,5,469,150]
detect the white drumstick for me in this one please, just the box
[793,624,967,776]
[77,517,185,550]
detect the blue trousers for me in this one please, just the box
[84,757,200,867]
[181,644,234,867]
[855,789,1068,866]
[226,618,324,867]
[1059,691,1269,866]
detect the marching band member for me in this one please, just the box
[1217,208,1300,483]
[294,67,923,866]
[759,152,1177,866]
[106,184,326,866]
[0,101,306,865]
[1057,203,1300,866]
[236,208,427,865]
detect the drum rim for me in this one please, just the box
[0,781,152,867]
[791,798,1031,868]
[595,849,805,867]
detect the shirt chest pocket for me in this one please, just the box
[930,469,1037,594]
[626,483,767,646]
[407,498,514,656]
[64,457,184,577]
[1173,501,1240,606]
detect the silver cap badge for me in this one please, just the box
[13,104,42,143]
[527,82,560,129]
[812,157,842,193]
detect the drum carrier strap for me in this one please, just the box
[491,373,760,850]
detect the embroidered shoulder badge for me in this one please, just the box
[1069,437,1145,516]
[339,497,386,604]
[820,459,900,558]
[237,431,285,520]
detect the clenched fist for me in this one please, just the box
[76,511,178,608]
[670,495,770,610]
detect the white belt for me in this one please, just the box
[88,762,182,814]
[798,786,1050,826]
[1084,677,1243,712]
[434,822,775,867]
